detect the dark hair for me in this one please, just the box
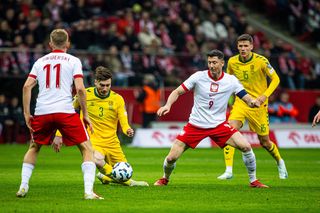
[207,49,224,60]
[95,66,112,81]
[237,34,253,43]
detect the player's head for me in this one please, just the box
[207,49,225,78]
[94,66,112,97]
[236,34,253,59]
[49,29,70,51]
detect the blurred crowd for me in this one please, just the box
[0,0,319,89]
[242,0,320,50]
[0,93,27,143]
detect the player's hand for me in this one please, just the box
[256,95,267,105]
[83,115,94,134]
[249,99,260,108]
[52,136,63,153]
[312,111,320,127]
[157,105,170,116]
[24,114,34,132]
[127,128,134,137]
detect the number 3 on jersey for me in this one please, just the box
[44,63,61,88]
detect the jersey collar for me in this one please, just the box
[238,52,253,63]
[208,70,224,81]
[94,88,110,99]
[51,49,65,53]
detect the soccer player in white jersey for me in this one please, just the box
[16,29,103,200]
[154,49,268,188]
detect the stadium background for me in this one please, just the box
[0,0,319,145]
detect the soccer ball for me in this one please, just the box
[111,162,133,182]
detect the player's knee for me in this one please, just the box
[238,143,251,152]
[29,141,41,152]
[93,152,105,166]
[166,156,177,164]
[259,138,271,149]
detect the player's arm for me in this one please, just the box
[72,94,80,110]
[237,89,260,108]
[257,61,280,104]
[74,77,93,133]
[118,96,134,137]
[22,77,37,131]
[158,85,186,116]
[312,110,320,127]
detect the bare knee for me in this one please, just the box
[93,151,105,168]
[238,144,251,152]
[258,135,272,149]
[166,155,177,164]
[77,141,94,161]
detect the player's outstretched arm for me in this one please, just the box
[157,86,185,117]
[312,110,320,127]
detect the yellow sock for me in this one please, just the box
[266,141,281,162]
[224,145,235,167]
[101,163,113,176]
[121,179,131,186]
[101,175,113,184]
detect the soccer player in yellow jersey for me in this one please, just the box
[54,66,148,186]
[217,34,288,180]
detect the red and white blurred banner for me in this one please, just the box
[132,128,320,148]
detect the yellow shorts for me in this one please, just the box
[229,103,269,136]
[92,143,127,166]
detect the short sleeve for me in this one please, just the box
[73,58,83,78]
[182,72,200,91]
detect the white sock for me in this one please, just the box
[226,166,233,174]
[81,161,96,195]
[20,163,34,190]
[242,150,257,183]
[163,158,176,179]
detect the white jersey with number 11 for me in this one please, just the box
[28,50,83,115]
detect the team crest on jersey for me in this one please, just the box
[89,101,94,106]
[210,83,219,92]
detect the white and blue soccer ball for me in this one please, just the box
[111,162,133,182]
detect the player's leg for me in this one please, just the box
[248,107,288,179]
[226,132,268,188]
[94,149,113,177]
[217,120,242,180]
[77,141,103,199]
[17,140,42,197]
[106,147,149,187]
[154,139,189,186]
[258,134,288,179]
[60,113,103,199]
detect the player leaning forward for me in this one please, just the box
[16,29,103,199]
[154,49,269,188]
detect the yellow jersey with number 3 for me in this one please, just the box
[73,87,131,147]
[227,52,280,108]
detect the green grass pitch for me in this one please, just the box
[0,144,319,212]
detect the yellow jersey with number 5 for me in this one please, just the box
[227,52,280,107]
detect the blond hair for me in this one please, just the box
[50,29,69,48]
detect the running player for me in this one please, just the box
[217,34,288,180]
[154,49,268,188]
